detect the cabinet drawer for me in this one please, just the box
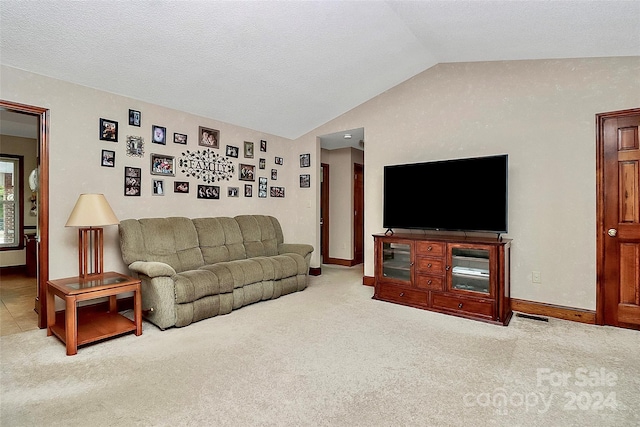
[376,284,427,306]
[432,293,494,318]
[415,241,445,257]
[415,258,444,274]
[415,274,444,291]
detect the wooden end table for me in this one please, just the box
[46,272,142,355]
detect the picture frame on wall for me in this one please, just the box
[260,140,267,152]
[173,133,187,144]
[271,169,277,180]
[129,109,141,127]
[150,153,175,176]
[228,187,239,197]
[300,153,310,167]
[244,141,254,158]
[226,145,239,158]
[275,156,283,165]
[258,177,267,198]
[300,174,310,188]
[126,135,144,157]
[152,179,165,196]
[198,126,219,148]
[100,118,118,142]
[174,181,189,193]
[239,164,255,181]
[124,167,141,196]
[197,184,220,199]
[101,149,115,167]
[152,125,166,145]
[259,158,266,169]
[245,184,253,197]
[270,186,285,198]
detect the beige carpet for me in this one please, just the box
[1,265,639,426]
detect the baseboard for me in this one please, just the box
[363,275,375,287]
[510,298,596,324]
[324,257,359,267]
[0,265,27,275]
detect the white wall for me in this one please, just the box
[296,57,640,310]
[0,65,318,279]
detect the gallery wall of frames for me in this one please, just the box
[98,109,312,201]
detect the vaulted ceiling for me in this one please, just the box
[1,1,639,139]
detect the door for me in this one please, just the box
[320,163,329,263]
[354,163,364,264]
[597,108,640,329]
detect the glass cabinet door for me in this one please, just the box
[382,242,412,282]
[450,246,490,294]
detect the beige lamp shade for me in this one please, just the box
[65,194,120,227]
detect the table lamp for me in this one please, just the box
[65,194,120,278]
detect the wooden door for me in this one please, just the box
[597,108,640,329]
[354,163,364,264]
[320,163,329,263]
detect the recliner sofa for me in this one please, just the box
[118,215,313,329]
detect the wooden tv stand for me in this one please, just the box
[373,233,512,325]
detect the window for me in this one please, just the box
[0,155,23,249]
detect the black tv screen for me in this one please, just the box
[383,154,508,233]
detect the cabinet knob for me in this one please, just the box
[458,303,463,309]
[400,292,405,297]
[427,246,432,251]
[427,263,432,268]
[446,266,451,271]
[427,280,432,285]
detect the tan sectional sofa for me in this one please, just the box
[118,215,313,329]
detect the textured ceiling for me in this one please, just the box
[1,1,639,139]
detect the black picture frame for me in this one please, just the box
[129,109,141,127]
[275,156,283,165]
[300,153,310,168]
[244,184,253,197]
[124,166,141,196]
[300,174,310,188]
[173,133,187,144]
[228,187,240,197]
[100,118,118,142]
[270,186,285,198]
[259,158,266,169]
[258,177,267,198]
[226,145,239,158]
[101,149,115,167]
[152,125,166,145]
[260,140,267,152]
[271,169,277,180]
[197,184,220,199]
[239,164,255,181]
[174,181,189,193]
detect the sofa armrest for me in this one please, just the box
[129,261,177,278]
[278,243,314,259]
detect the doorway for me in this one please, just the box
[596,108,640,330]
[0,100,49,331]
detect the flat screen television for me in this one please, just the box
[383,154,508,234]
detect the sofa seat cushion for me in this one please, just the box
[173,269,221,304]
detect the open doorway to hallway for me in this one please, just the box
[319,128,364,267]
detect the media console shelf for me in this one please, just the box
[373,233,512,326]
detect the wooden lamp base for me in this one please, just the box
[78,227,104,279]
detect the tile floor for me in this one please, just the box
[0,272,39,336]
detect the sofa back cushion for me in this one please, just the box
[119,217,204,272]
[235,215,283,258]
[193,217,247,263]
